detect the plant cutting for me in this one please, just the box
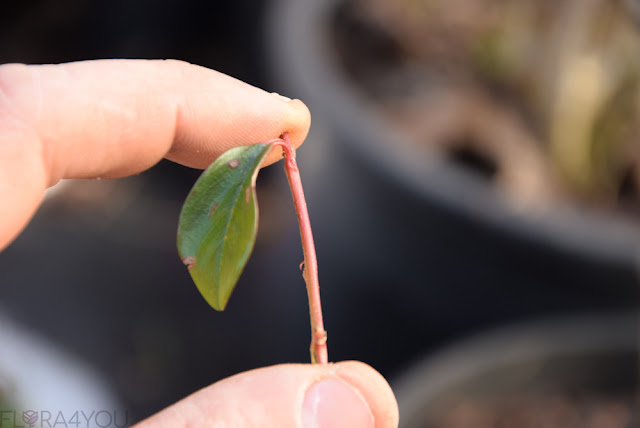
[176,133,328,364]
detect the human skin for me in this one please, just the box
[0,59,399,427]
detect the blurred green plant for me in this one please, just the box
[346,0,640,205]
[472,0,640,198]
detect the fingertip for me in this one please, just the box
[134,362,398,428]
[334,361,400,428]
[284,98,311,150]
[261,97,311,167]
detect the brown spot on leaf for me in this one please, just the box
[208,202,219,217]
[182,256,196,270]
[228,159,240,169]
[245,186,251,202]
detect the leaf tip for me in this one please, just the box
[208,294,230,311]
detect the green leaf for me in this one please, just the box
[177,143,273,310]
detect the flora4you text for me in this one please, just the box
[0,409,129,428]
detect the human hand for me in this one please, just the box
[0,60,399,427]
[0,59,310,251]
[135,361,398,427]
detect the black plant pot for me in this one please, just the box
[264,0,640,375]
[392,312,640,428]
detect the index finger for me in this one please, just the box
[0,59,311,250]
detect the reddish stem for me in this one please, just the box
[272,134,328,364]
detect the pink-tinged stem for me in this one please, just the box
[271,134,328,364]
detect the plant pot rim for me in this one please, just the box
[390,311,637,427]
[265,0,640,266]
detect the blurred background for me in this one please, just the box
[1,0,640,426]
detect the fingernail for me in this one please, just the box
[303,378,374,428]
[271,92,292,102]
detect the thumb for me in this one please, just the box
[134,361,399,428]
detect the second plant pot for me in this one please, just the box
[392,312,639,428]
